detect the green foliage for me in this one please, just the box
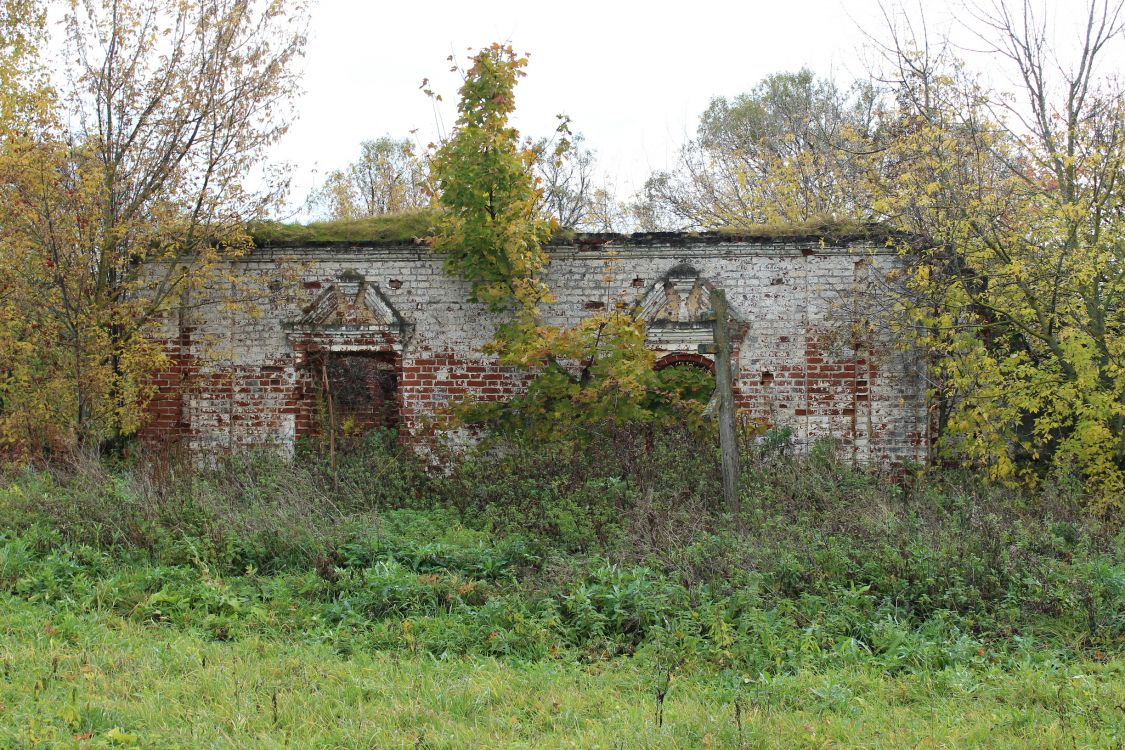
[2,436,1125,750]
[463,312,679,439]
[249,212,891,247]
[2,433,1121,666]
[428,44,709,441]
[3,599,1123,749]
[710,217,898,242]
[867,29,1125,505]
[652,363,715,406]
[430,43,552,311]
[250,209,437,245]
[465,359,715,443]
[0,435,431,573]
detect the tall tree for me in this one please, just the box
[872,0,1125,503]
[430,44,702,442]
[430,43,553,312]
[0,0,65,452]
[640,69,880,230]
[311,136,429,220]
[0,0,308,453]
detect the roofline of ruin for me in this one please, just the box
[251,228,923,253]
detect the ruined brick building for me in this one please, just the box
[141,231,930,464]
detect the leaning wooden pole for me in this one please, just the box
[710,289,741,518]
[319,359,338,493]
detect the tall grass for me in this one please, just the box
[4,596,1122,749]
[2,425,1120,663]
[2,425,1121,747]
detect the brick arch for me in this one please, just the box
[653,352,715,373]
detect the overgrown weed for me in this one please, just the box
[0,425,1120,667]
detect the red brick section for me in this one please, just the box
[654,352,715,372]
[139,338,536,448]
[139,329,886,455]
[791,335,865,417]
[734,332,879,444]
[137,324,192,449]
[398,349,531,435]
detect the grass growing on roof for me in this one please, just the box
[248,209,900,247]
[250,209,437,245]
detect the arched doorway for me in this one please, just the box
[653,353,716,407]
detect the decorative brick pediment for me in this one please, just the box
[638,263,712,325]
[284,276,413,352]
[637,264,745,351]
[290,277,405,329]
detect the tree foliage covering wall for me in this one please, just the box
[0,0,307,453]
[429,45,709,441]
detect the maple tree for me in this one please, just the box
[868,0,1125,505]
[430,44,709,440]
[429,44,553,314]
[0,0,307,454]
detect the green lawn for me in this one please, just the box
[3,599,1122,750]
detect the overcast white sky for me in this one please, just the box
[272,0,1101,220]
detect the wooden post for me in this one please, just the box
[319,358,338,493]
[710,289,741,518]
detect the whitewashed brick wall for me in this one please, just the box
[141,236,929,465]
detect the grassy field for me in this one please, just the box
[4,598,1123,749]
[2,435,1122,748]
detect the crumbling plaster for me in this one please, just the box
[141,235,929,464]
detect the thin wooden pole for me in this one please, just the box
[320,358,338,492]
[710,289,741,518]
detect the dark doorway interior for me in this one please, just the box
[314,352,399,437]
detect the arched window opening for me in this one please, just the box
[653,353,716,406]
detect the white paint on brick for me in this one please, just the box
[147,238,929,464]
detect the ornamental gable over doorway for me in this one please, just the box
[636,263,746,354]
[283,273,414,352]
